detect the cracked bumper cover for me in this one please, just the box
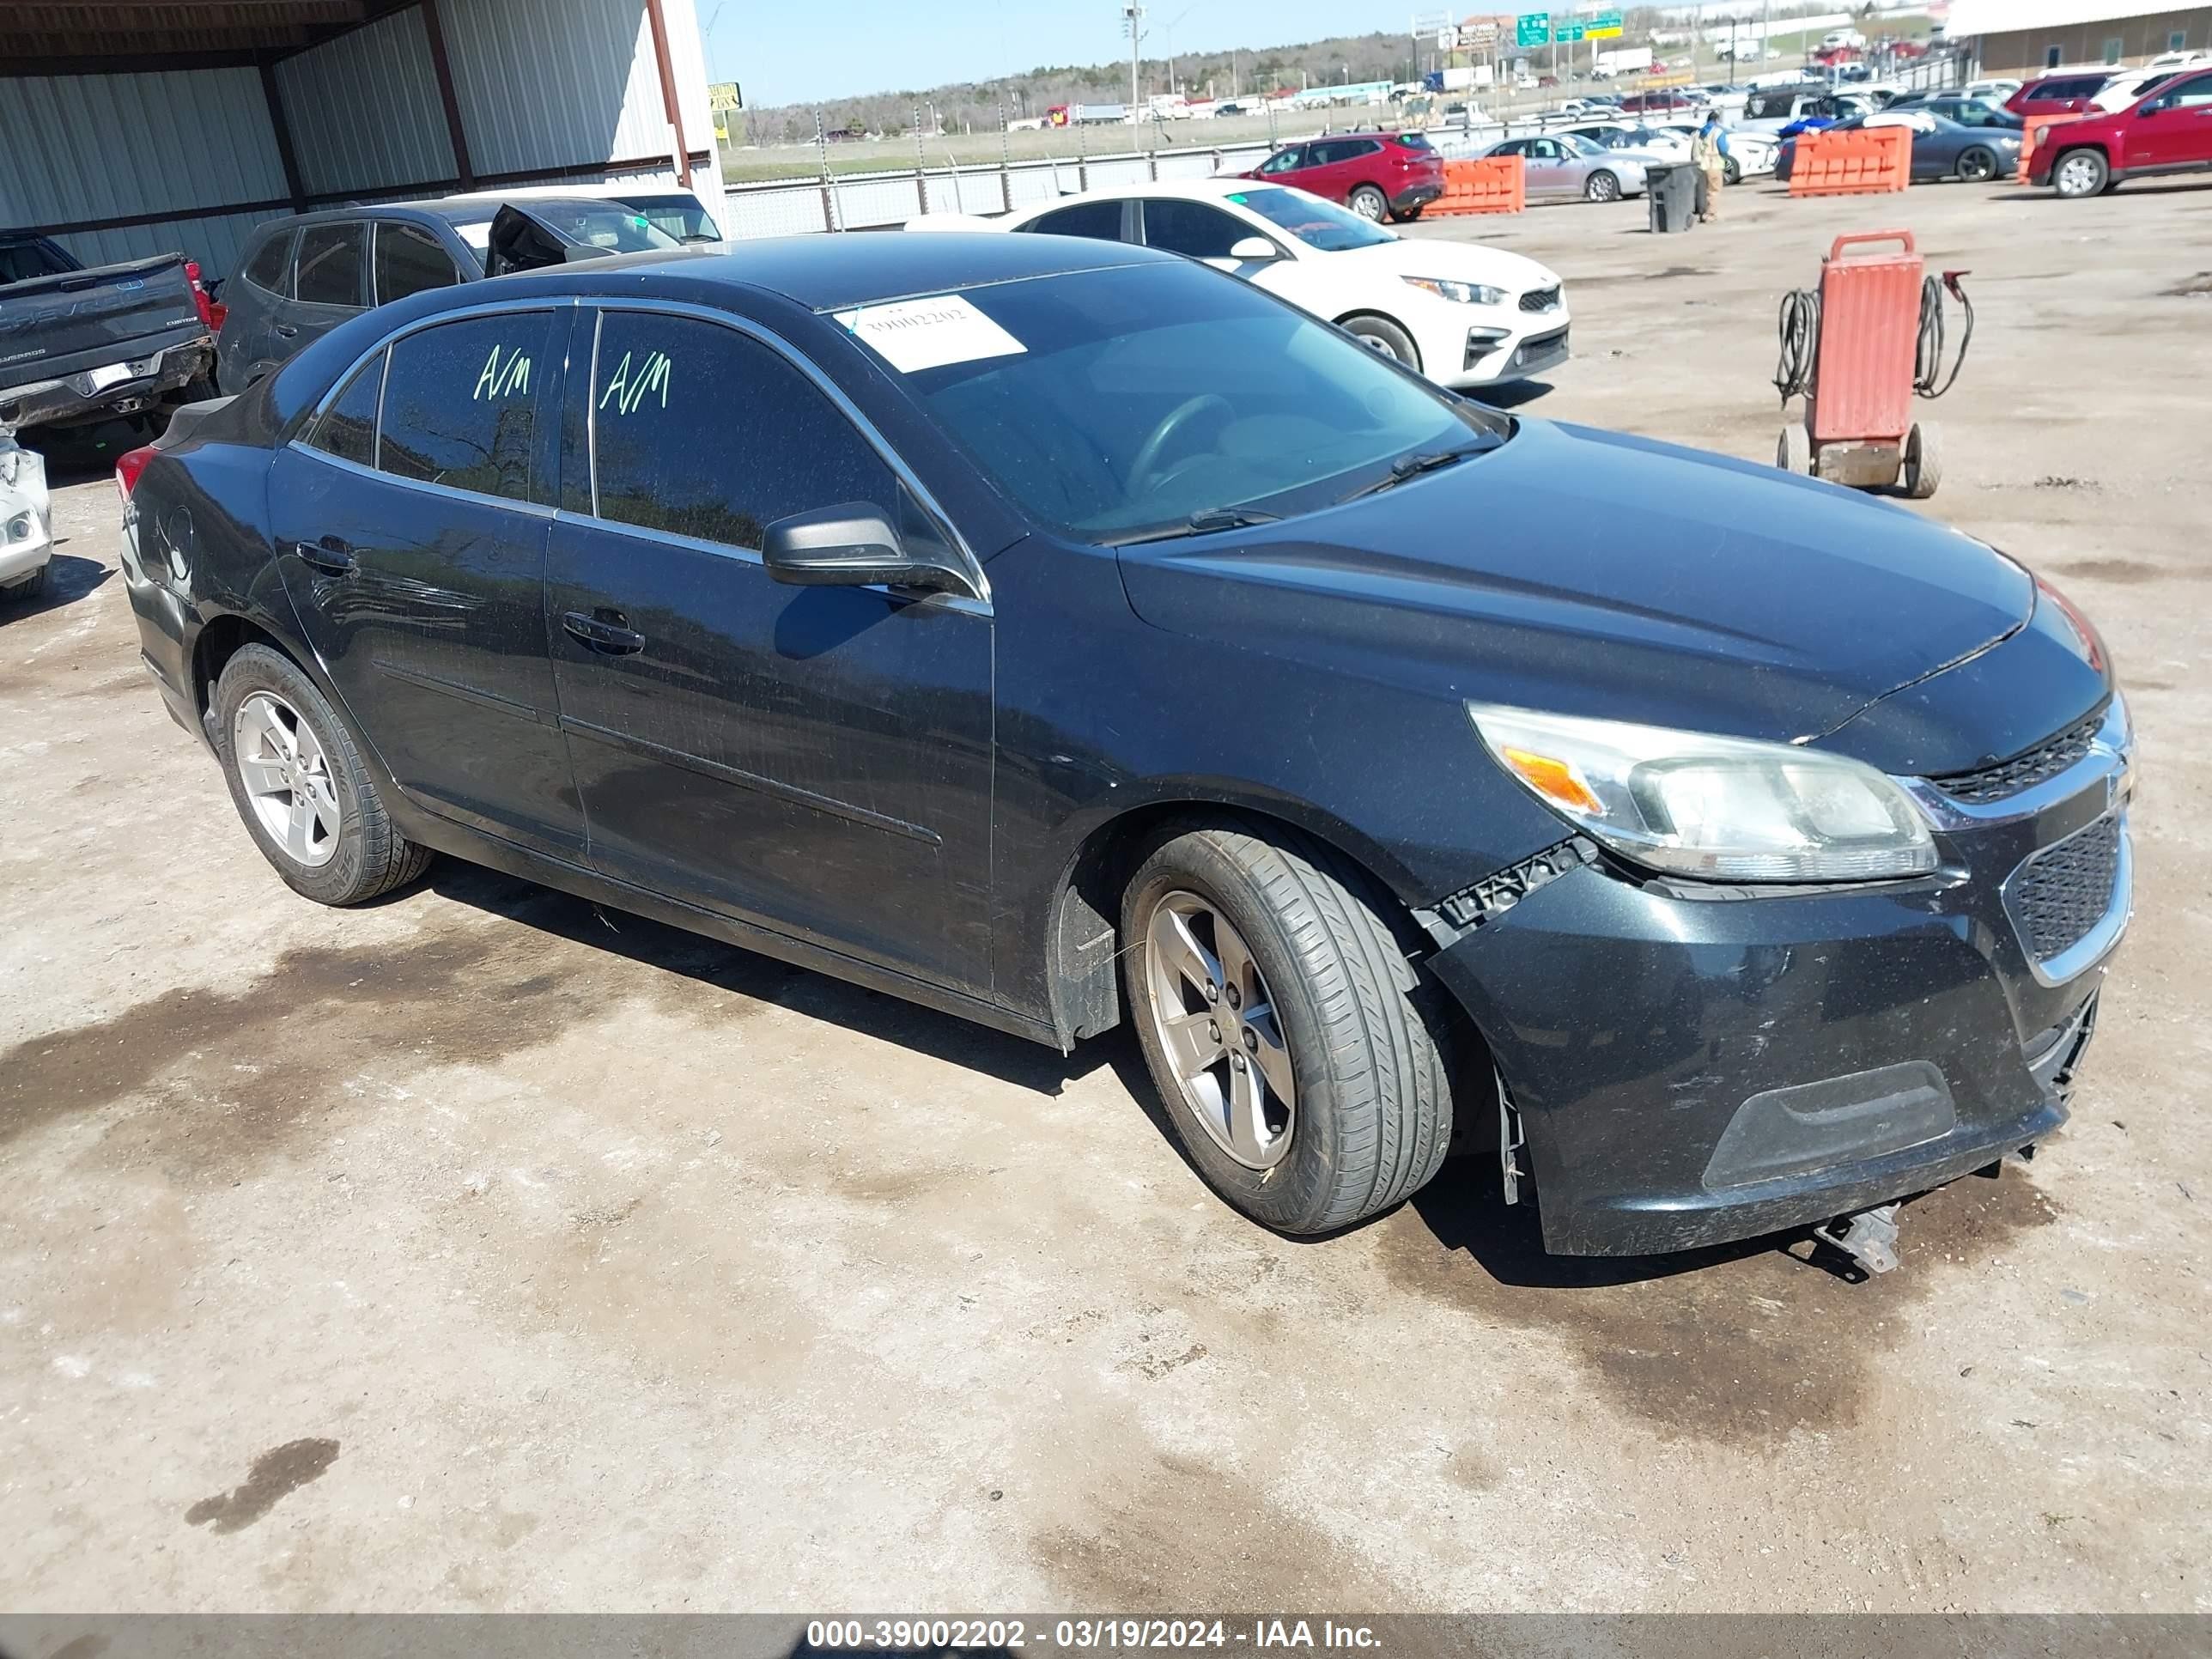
[1425,858,2106,1255]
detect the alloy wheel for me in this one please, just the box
[2057,154,2101,196]
[1141,890,1297,1170]
[233,690,342,867]
[1350,190,1385,220]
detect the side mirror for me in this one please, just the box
[763,501,974,597]
[1227,236,1280,261]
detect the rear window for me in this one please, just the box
[375,311,556,502]
[1395,131,1434,150]
[243,229,294,295]
[307,350,383,469]
[0,238,78,284]
[1021,200,1127,240]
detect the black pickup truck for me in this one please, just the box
[0,234,216,433]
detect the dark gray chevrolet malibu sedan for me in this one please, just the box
[118,234,2131,1265]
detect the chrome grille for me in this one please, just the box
[1519,285,1561,313]
[1935,709,2104,805]
[2008,813,2123,964]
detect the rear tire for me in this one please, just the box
[2052,147,2108,198]
[1723,155,1742,185]
[1585,169,1622,202]
[1340,313,1421,372]
[214,643,433,906]
[1348,185,1388,221]
[1121,817,1455,1236]
[1777,424,1812,474]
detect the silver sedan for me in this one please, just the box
[1482,132,1652,201]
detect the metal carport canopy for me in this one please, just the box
[2,0,723,277]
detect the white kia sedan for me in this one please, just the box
[933,179,1570,389]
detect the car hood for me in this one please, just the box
[1327,238,1559,292]
[1115,419,2033,746]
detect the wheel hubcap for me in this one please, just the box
[1142,890,1297,1170]
[1360,333,1401,361]
[234,690,341,867]
[1352,193,1382,219]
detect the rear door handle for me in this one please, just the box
[272,323,298,338]
[292,536,355,575]
[562,610,646,655]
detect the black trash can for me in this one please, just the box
[1645,163,1701,234]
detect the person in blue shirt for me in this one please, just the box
[1692,110,1732,222]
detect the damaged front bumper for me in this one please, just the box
[1421,724,2130,1255]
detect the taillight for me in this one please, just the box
[116,445,157,505]
[185,258,216,331]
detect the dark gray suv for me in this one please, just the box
[216,198,683,393]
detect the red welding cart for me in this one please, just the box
[1772,230,1972,499]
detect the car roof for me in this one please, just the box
[1017,177,1304,210]
[250,193,640,236]
[584,232,1179,313]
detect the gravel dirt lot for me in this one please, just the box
[3,176,2207,1615]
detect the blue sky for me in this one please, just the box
[704,0,1424,106]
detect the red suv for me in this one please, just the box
[2031,67,2212,195]
[1238,131,1444,222]
[2004,70,2118,116]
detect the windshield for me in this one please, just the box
[622,194,723,242]
[1222,186,1393,252]
[854,261,1501,542]
[1562,133,1607,156]
[519,203,680,252]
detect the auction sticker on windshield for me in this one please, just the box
[836,294,1027,374]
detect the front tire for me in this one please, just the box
[3,562,49,602]
[1347,185,1388,221]
[1339,313,1420,371]
[1121,818,1455,1236]
[1902,422,1942,499]
[1585,169,1621,202]
[214,643,433,905]
[2052,147,2108,198]
[1956,145,1997,183]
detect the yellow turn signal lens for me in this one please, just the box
[1498,747,1603,816]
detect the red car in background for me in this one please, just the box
[1238,131,1443,222]
[2030,65,2212,195]
[2005,70,2118,116]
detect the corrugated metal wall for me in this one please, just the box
[275,6,458,198]
[3,0,725,278]
[0,67,291,277]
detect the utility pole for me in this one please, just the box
[1124,1,1145,110]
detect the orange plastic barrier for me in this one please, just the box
[2019,112,2084,182]
[1789,125,1910,197]
[1430,155,1526,216]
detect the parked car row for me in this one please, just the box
[2,185,724,451]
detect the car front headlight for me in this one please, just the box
[1470,703,1938,883]
[1402,276,1510,307]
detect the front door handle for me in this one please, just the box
[292,535,355,575]
[272,323,298,339]
[562,610,646,655]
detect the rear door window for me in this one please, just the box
[374,222,462,304]
[376,311,557,502]
[243,229,295,295]
[1021,201,1127,240]
[584,311,892,550]
[307,351,385,468]
[294,222,366,307]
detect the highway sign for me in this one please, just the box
[1588,9,1624,39]
[1515,12,1549,48]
